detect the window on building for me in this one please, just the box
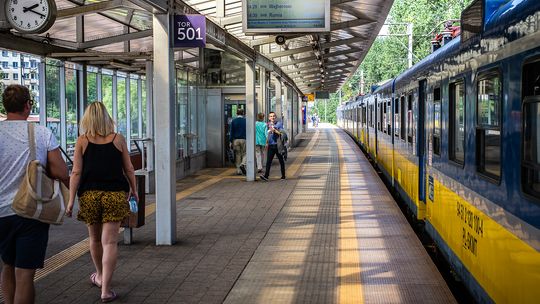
[477,70,501,181]
[12,52,17,57]
[2,62,8,69]
[13,73,18,80]
[1,51,8,56]
[450,80,466,164]
[30,73,36,79]
[1,73,8,80]
[23,62,29,68]
[521,58,540,201]
[12,62,18,68]
[23,73,29,79]
[30,60,37,68]
[433,87,441,156]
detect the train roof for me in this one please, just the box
[484,0,540,36]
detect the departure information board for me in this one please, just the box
[243,0,330,34]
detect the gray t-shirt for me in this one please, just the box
[0,121,59,218]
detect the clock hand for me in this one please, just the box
[27,8,46,18]
[22,4,39,13]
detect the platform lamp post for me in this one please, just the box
[379,23,415,68]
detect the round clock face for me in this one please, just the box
[5,0,57,34]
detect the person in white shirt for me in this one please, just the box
[0,85,69,304]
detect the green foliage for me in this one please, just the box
[323,0,473,121]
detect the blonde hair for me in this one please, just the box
[79,102,115,137]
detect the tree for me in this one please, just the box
[324,0,473,120]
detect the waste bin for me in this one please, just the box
[121,175,145,228]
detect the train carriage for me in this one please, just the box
[337,0,540,302]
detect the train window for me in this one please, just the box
[476,71,501,181]
[379,100,383,131]
[522,59,540,200]
[400,96,406,140]
[407,94,413,143]
[450,80,466,165]
[387,100,392,134]
[382,100,386,133]
[394,98,399,137]
[433,87,442,156]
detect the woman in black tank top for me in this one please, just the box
[66,102,137,303]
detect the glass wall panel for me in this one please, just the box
[87,72,98,103]
[177,69,188,159]
[117,76,127,136]
[197,76,206,152]
[189,72,198,154]
[65,66,78,156]
[130,77,139,138]
[204,50,245,86]
[141,78,147,137]
[101,73,113,114]
[45,60,61,142]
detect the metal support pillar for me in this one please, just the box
[59,63,67,151]
[126,75,131,150]
[153,13,176,245]
[407,23,413,68]
[78,65,87,120]
[38,60,46,126]
[146,61,154,172]
[137,76,143,138]
[245,60,257,181]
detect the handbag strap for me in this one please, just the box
[27,123,36,161]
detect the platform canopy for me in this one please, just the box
[0,0,392,94]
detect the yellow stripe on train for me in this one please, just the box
[428,176,540,304]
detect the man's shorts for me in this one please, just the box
[0,215,49,269]
[77,190,129,225]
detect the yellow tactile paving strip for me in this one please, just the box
[335,129,364,304]
[17,131,318,296]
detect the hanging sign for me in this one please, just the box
[172,15,206,48]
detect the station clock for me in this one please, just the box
[5,0,57,34]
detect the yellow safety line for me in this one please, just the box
[335,129,364,304]
[28,131,320,286]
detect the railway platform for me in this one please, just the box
[7,125,455,304]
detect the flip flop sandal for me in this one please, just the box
[90,273,102,288]
[101,290,117,303]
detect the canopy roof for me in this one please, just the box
[0,0,393,93]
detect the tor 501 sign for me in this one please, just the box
[172,15,206,48]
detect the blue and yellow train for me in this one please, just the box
[337,0,540,302]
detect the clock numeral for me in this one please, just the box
[41,16,44,19]
[35,20,38,25]
[11,8,14,12]
[14,16,17,21]
[42,7,45,12]
[27,23,31,28]
[12,0,18,5]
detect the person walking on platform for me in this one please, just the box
[255,113,268,173]
[230,108,247,175]
[66,102,138,303]
[260,112,286,181]
[0,85,69,304]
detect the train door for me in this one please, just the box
[418,80,427,202]
[224,99,246,166]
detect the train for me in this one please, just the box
[337,0,540,303]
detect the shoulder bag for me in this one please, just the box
[11,123,69,225]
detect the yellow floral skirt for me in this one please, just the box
[77,190,129,225]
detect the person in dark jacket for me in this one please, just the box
[260,112,286,181]
[230,108,247,175]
